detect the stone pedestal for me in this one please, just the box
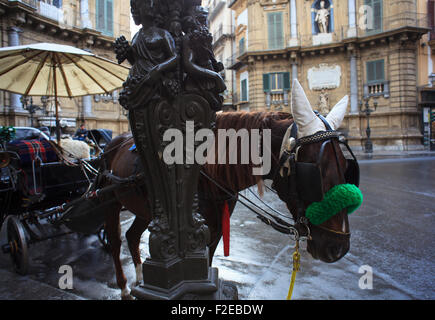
[312,33,333,46]
[131,256,238,300]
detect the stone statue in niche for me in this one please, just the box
[317,89,330,115]
[315,1,330,34]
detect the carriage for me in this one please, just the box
[0,128,113,275]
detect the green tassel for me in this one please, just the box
[306,184,363,226]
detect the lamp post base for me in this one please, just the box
[131,267,238,300]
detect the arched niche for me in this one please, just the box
[311,0,334,35]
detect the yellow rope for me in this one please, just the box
[286,241,301,300]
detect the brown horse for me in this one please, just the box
[99,81,353,299]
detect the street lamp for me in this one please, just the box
[429,73,435,86]
[20,96,43,128]
[359,96,378,154]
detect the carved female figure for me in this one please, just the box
[181,6,226,111]
[116,0,179,110]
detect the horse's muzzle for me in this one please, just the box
[307,225,350,263]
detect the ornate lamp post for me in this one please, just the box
[116,0,237,300]
[359,96,378,154]
[20,96,43,128]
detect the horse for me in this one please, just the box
[98,80,354,299]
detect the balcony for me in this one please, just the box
[7,0,37,8]
[296,12,430,48]
[364,81,390,98]
[212,25,235,48]
[228,0,238,9]
[265,91,289,110]
[226,51,246,70]
[209,0,226,21]
[341,12,429,40]
[37,1,63,22]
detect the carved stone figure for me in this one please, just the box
[317,89,330,115]
[182,6,226,111]
[315,1,330,34]
[115,0,179,110]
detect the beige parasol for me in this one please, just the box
[0,43,129,141]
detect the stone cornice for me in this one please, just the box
[1,0,116,49]
[231,26,428,69]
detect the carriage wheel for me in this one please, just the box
[5,216,29,275]
[97,226,110,252]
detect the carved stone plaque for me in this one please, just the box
[307,63,341,90]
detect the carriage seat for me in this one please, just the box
[7,139,58,166]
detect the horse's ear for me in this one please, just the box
[291,79,324,138]
[325,95,349,130]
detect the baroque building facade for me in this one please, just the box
[0,0,131,136]
[226,0,432,152]
[203,0,236,111]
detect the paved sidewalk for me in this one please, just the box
[0,269,83,300]
[1,155,433,300]
[354,149,435,160]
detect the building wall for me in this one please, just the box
[0,0,131,137]
[207,0,235,109]
[227,0,429,151]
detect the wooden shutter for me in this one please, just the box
[106,0,114,35]
[367,60,384,83]
[241,79,248,101]
[96,0,105,31]
[268,13,274,49]
[365,0,382,32]
[429,1,435,29]
[268,12,284,50]
[275,12,283,49]
[239,37,245,55]
[283,72,290,91]
[367,61,375,83]
[263,74,270,92]
[375,60,384,81]
[373,0,382,31]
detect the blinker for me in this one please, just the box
[287,138,360,204]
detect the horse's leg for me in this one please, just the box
[125,216,150,285]
[105,203,132,300]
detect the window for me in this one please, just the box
[364,0,382,34]
[96,0,114,37]
[39,0,62,8]
[268,12,284,50]
[366,59,385,83]
[241,79,248,101]
[263,73,290,92]
[52,0,62,8]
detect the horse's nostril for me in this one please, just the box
[328,245,343,261]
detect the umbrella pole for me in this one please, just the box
[53,64,60,144]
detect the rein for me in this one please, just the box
[199,170,302,240]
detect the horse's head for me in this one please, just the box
[271,80,361,263]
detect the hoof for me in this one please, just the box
[121,293,135,300]
[121,287,134,300]
[135,264,143,284]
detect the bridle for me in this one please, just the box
[199,113,359,243]
[269,112,360,239]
